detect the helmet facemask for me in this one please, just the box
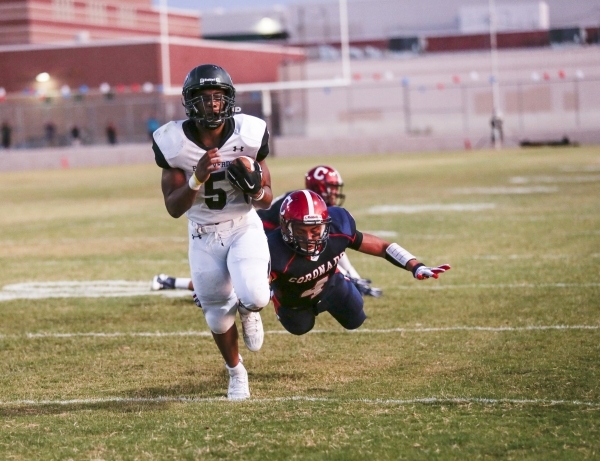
[305,166,345,206]
[282,219,331,257]
[323,182,345,206]
[182,88,235,129]
[279,189,332,257]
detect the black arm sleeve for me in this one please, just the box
[348,230,363,251]
[256,128,270,162]
[153,139,171,169]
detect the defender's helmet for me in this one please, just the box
[280,190,332,257]
[181,64,236,129]
[305,165,345,206]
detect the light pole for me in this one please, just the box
[338,0,351,83]
[159,0,171,92]
[489,0,502,149]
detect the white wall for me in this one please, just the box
[459,2,550,34]
[200,0,600,42]
[278,46,600,146]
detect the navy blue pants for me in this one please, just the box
[277,272,366,335]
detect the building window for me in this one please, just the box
[118,6,136,27]
[53,0,74,21]
[88,1,107,24]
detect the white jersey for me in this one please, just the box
[153,114,267,225]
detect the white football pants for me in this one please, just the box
[188,209,271,334]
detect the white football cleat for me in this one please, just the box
[226,360,250,400]
[238,306,264,352]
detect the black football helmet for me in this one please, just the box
[181,64,236,129]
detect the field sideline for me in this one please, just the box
[0,147,599,459]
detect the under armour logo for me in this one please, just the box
[233,146,244,152]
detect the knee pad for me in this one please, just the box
[238,300,262,313]
[202,304,237,334]
[339,315,366,331]
[278,311,315,336]
[238,286,270,312]
[284,323,313,336]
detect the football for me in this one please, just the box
[235,155,255,172]
[226,155,262,197]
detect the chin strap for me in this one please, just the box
[199,119,224,130]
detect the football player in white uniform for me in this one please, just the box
[153,64,273,400]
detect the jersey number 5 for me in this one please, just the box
[300,276,329,299]
[204,171,227,210]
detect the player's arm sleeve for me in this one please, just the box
[256,128,270,162]
[153,139,171,169]
[348,230,363,250]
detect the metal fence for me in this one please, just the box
[288,76,600,145]
[0,91,270,149]
[1,75,598,150]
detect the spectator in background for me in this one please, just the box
[70,125,81,146]
[146,115,160,141]
[44,121,56,147]
[1,121,12,149]
[106,122,117,145]
[490,113,504,147]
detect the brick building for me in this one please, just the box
[0,0,305,146]
[0,0,200,45]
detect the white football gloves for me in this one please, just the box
[412,264,451,280]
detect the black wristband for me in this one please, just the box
[411,263,425,277]
[385,252,403,268]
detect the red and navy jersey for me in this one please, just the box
[268,206,363,309]
[256,192,290,231]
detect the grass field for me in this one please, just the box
[0,147,599,460]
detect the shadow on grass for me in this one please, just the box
[0,372,228,417]
[0,370,317,417]
[251,370,305,381]
[0,400,180,417]
[125,377,225,400]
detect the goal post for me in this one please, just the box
[162,0,352,97]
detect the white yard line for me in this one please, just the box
[394,283,600,289]
[511,174,600,183]
[2,280,597,302]
[0,395,597,407]
[452,186,558,194]
[367,203,496,214]
[0,281,191,301]
[471,254,571,260]
[2,324,596,340]
[22,331,214,338]
[560,166,600,173]
[330,325,600,333]
[361,230,398,238]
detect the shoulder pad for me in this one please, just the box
[152,121,186,160]
[234,114,267,147]
[328,206,356,234]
